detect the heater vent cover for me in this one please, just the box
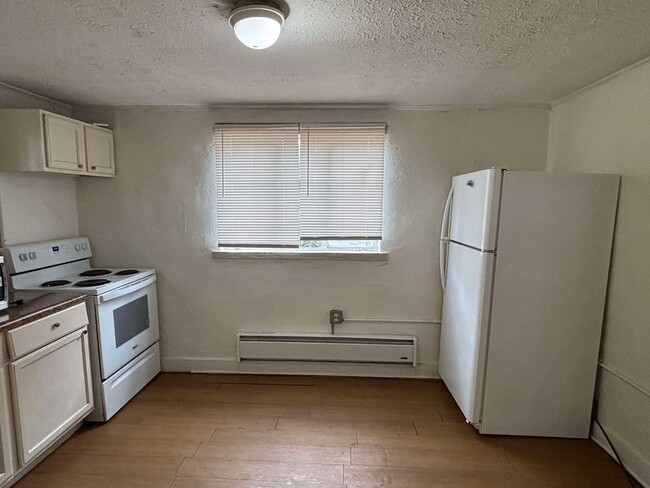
[237,332,417,366]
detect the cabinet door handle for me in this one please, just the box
[52,322,61,329]
[83,330,88,335]
[78,164,83,169]
[91,166,96,170]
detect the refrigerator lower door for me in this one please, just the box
[439,241,495,425]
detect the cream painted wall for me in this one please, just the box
[76,106,548,377]
[0,173,79,246]
[548,61,650,486]
[0,84,79,246]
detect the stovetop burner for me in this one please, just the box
[79,269,112,277]
[40,280,72,288]
[74,279,111,287]
[114,269,139,276]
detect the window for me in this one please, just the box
[214,123,386,253]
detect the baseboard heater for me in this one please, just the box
[237,333,417,367]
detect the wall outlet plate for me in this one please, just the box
[329,309,344,324]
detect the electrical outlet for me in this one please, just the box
[329,309,344,324]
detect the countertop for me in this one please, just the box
[0,291,87,332]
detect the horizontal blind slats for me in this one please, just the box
[216,125,300,247]
[300,126,385,240]
[215,124,385,247]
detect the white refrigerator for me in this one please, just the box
[438,168,619,438]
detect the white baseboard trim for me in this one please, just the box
[161,356,439,379]
[591,422,650,488]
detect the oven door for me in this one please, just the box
[94,275,160,379]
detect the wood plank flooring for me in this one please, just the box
[15,373,630,487]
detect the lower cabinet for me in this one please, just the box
[9,326,93,466]
[0,368,15,486]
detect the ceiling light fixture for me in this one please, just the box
[229,4,285,50]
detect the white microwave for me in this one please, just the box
[0,256,8,311]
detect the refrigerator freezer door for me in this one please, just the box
[480,171,620,438]
[449,168,502,251]
[439,241,495,424]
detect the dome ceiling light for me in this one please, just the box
[229,3,285,50]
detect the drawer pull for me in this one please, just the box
[52,322,61,329]
[132,344,139,350]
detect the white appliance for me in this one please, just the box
[1,237,161,421]
[438,168,619,438]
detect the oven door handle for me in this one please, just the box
[98,275,157,304]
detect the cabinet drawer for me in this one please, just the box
[7,303,88,360]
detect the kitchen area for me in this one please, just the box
[0,1,648,485]
[0,107,162,486]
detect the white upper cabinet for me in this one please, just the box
[0,109,114,177]
[43,113,86,173]
[84,125,115,176]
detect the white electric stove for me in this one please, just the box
[1,237,161,421]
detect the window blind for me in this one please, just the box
[214,123,386,248]
[300,124,386,240]
[215,124,300,247]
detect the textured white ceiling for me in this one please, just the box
[0,0,649,106]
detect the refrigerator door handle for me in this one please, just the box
[440,240,449,292]
[439,186,454,292]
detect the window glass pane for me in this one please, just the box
[300,240,380,252]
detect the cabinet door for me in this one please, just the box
[0,368,15,486]
[10,327,93,466]
[43,114,86,173]
[84,126,115,176]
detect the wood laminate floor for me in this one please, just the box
[15,373,630,487]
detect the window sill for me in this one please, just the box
[211,250,390,262]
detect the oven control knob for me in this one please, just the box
[75,244,81,251]
[19,253,28,261]
[28,252,37,260]
[81,243,88,250]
